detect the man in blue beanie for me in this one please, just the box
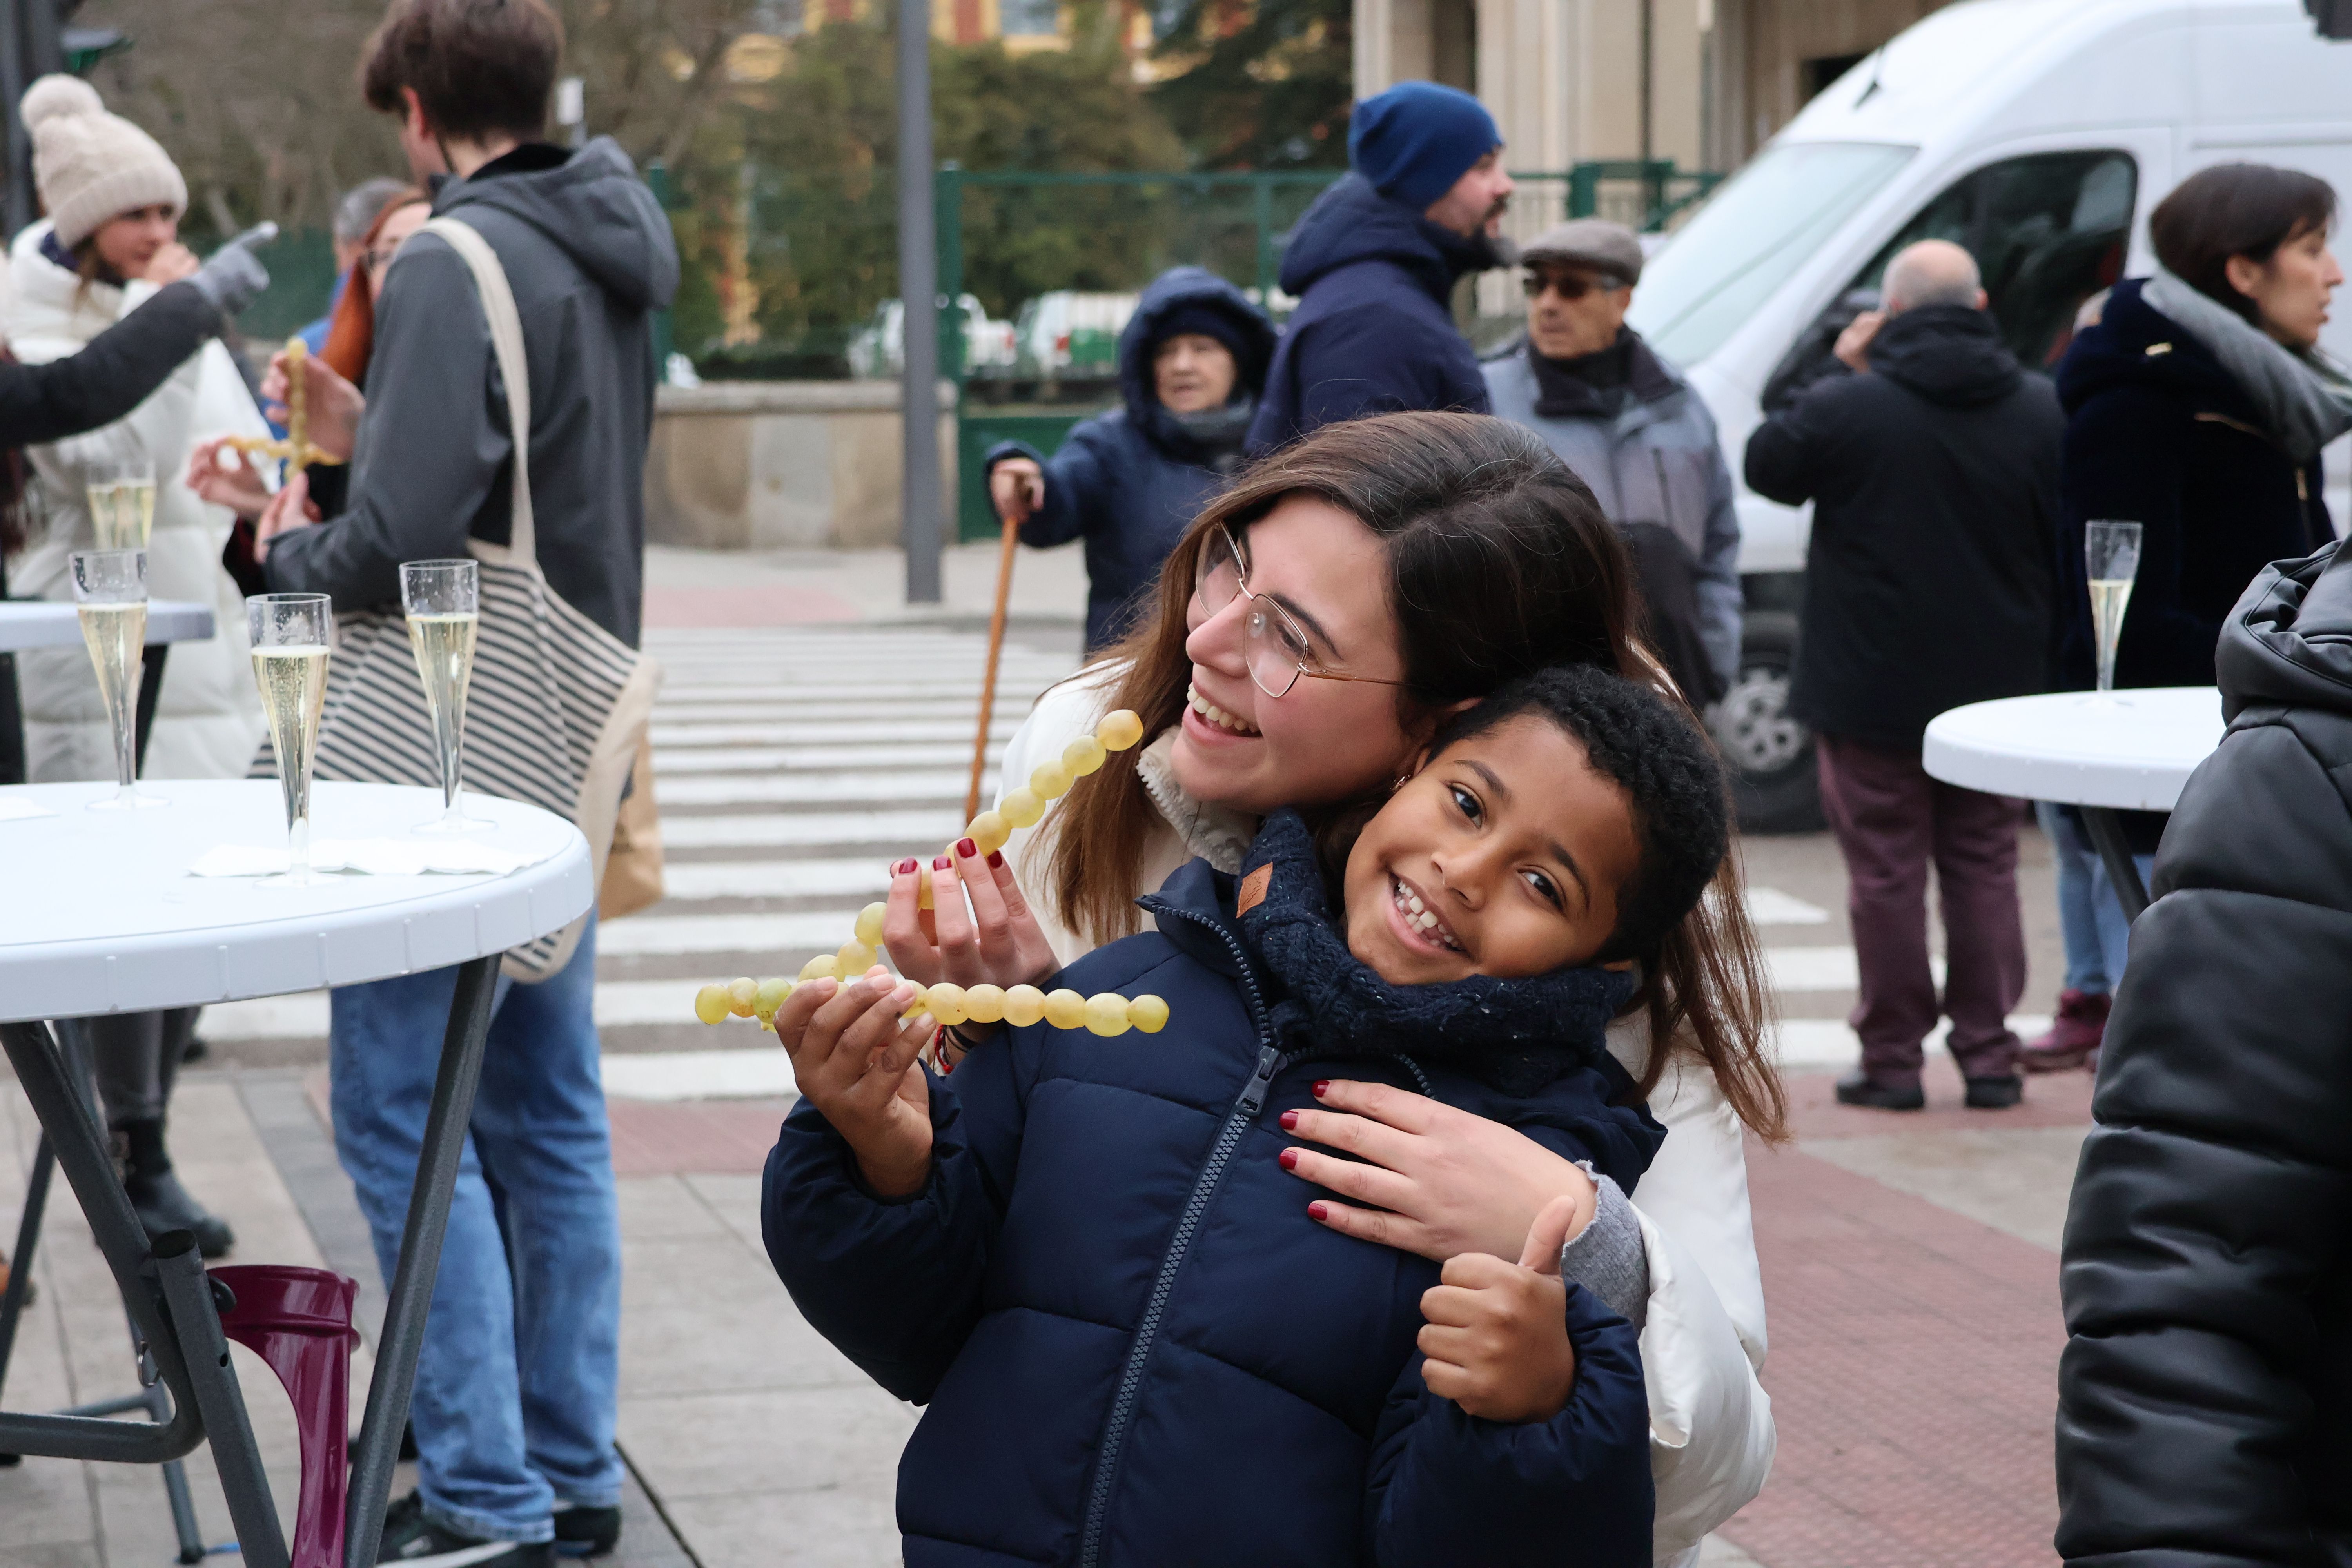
[1246,80,1514,452]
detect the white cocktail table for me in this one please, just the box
[0,599,216,652]
[1923,686,2225,920]
[0,779,592,1568]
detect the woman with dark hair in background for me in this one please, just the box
[2023,162,2348,1075]
[786,412,1784,1566]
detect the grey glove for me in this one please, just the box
[187,222,277,319]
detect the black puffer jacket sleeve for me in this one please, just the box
[0,282,220,448]
[2056,711,2352,1564]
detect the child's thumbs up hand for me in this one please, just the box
[1417,1195,1586,1423]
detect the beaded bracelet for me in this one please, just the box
[691,707,1168,1038]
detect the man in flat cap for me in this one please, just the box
[1247,81,1515,452]
[1484,218,1741,706]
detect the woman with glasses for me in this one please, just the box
[824,412,1781,1565]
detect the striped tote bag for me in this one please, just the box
[252,216,660,980]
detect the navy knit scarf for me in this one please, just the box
[1235,809,1636,1097]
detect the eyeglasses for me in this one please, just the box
[1191,525,1410,699]
[1521,269,1621,301]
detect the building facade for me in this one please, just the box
[1352,0,1956,180]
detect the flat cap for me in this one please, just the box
[1521,218,1643,285]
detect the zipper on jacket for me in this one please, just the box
[1078,902,1281,1568]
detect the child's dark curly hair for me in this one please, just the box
[1430,663,1730,963]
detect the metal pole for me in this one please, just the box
[0,0,32,240]
[898,0,942,604]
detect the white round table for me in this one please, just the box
[0,599,216,653]
[1923,686,2225,918]
[0,779,592,1568]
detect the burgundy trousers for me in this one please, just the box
[1815,735,2027,1088]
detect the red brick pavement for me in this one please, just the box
[1720,1065,2086,1568]
[607,1096,793,1175]
[641,584,860,627]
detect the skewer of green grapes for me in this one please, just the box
[692,707,1168,1038]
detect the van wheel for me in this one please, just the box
[1710,612,1822,834]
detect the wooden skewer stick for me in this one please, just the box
[965,506,1023,823]
[223,337,348,471]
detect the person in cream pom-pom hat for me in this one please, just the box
[7,70,265,1264]
[19,73,187,248]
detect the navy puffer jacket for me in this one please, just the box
[987,267,1276,651]
[1245,173,1496,454]
[765,811,1659,1567]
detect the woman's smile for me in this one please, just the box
[1184,681,1261,738]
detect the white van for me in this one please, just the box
[1628,0,2352,827]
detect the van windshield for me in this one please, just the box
[1629,141,1915,367]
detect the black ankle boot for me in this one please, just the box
[115,1118,234,1259]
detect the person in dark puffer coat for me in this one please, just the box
[764,666,1733,1566]
[982,267,1274,652]
[2054,537,2352,1561]
[1245,82,1514,454]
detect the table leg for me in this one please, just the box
[343,954,501,1568]
[0,1134,53,1406]
[2081,806,2152,924]
[154,1235,288,1568]
[0,1022,202,1465]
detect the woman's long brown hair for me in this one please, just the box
[1042,411,1787,1141]
[321,189,429,385]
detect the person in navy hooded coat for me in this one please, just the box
[985,267,1275,652]
[763,664,1735,1567]
[1247,81,1515,454]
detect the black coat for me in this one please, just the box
[1744,304,2060,750]
[2056,539,2352,1563]
[2053,278,2333,693]
[1245,174,1493,454]
[985,268,1275,651]
[0,280,222,450]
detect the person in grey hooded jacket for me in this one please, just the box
[188,4,677,1563]
[1483,220,1740,704]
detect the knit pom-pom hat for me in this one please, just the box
[22,74,186,250]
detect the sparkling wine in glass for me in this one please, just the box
[401,559,494,833]
[247,593,334,886]
[2085,519,2144,702]
[86,459,156,550]
[71,548,165,810]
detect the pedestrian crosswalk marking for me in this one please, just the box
[653,742,977,774]
[657,769,996,808]
[661,810,964,849]
[660,857,892,901]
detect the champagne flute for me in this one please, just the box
[86,458,156,550]
[401,559,494,833]
[70,548,165,810]
[2085,519,2144,703]
[247,593,334,886]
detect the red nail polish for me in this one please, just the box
[956,838,978,859]
[1279,1109,1299,1131]
[893,857,918,876]
[1279,1148,1299,1171]
[986,850,1005,868]
[933,855,953,871]
[1308,1201,1329,1222]
[1312,1080,1330,1098]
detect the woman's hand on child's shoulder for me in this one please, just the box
[775,967,938,1199]
[1416,1197,1586,1424]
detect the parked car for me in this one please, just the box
[1630,0,2352,829]
[847,294,1018,379]
[1012,291,1140,380]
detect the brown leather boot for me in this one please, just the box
[2020,989,2110,1073]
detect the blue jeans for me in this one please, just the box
[330,913,623,1543]
[2036,802,2156,995]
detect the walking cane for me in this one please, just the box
[965,504,1023,822]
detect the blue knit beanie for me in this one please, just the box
[1348,82,1502,211]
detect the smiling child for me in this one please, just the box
[763,664,1729,1566]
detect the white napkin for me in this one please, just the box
[188,838,544,878]
[0,796,57,822]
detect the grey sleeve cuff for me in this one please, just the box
[1557,1171,1649,1332]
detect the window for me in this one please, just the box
[1000,0,1059,36]
[1628,141,1917,367]
[1851,150,2136,369]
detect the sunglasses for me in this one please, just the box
[1522,269,1624,301]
